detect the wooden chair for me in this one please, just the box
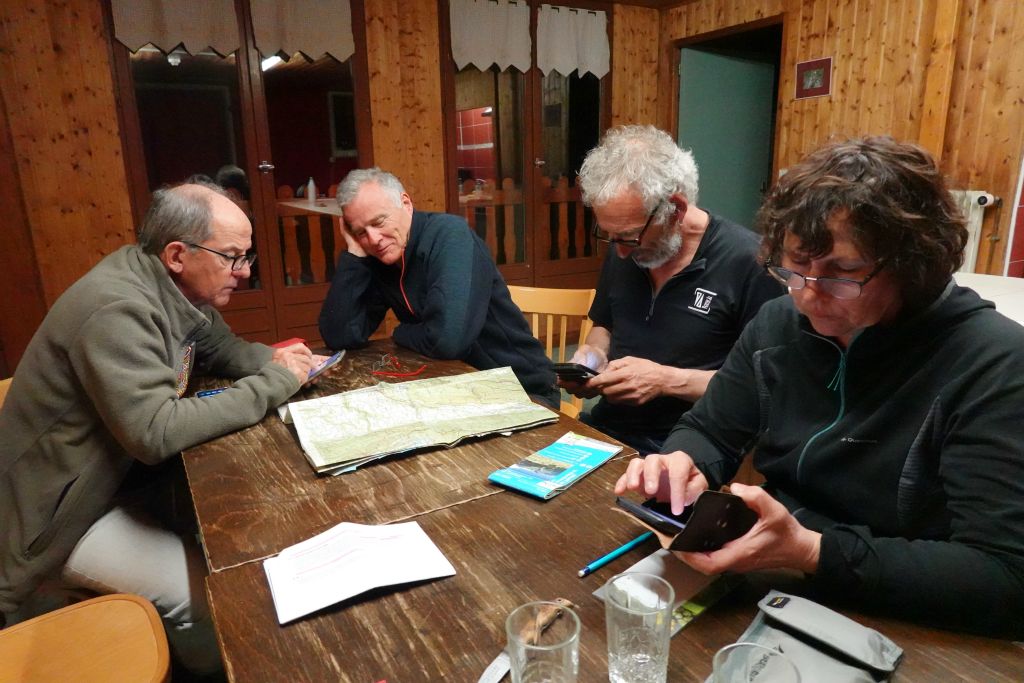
[508,286,596,418]
[0,593,170,683]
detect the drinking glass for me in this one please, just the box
[712,642,801,682]
[604,572,675,683]
[506,601,581,683]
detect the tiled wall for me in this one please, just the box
[456,107,496,185]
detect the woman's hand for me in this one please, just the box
[675,483,821,575]
[613,451,709,515]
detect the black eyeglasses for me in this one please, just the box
[765,260,885,300]
[185,242,257,271]
[592,201,664,247]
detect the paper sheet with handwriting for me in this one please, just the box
[264,521,456,624]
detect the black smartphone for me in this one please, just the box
[616,491,757,552]
[307,350,344,381]
[553,362,598,381]
[616,496,693,535]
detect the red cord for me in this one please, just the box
[399,250,415,316]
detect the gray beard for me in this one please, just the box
[631,229,683,269]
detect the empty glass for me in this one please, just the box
[506,601,580,683]
[712,642,801,682]
[604,572,675,683]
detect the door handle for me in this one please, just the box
[257,161,275,173]
[533,158,546,167]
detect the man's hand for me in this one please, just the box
[614,451,709,515]
[340,222,368,257]
[305,353,332,385]
[587,356,666,405]
[557,344,608,398]
[271,343,316,384]
[675,483,821,576]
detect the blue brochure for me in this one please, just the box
[489,431,622,499]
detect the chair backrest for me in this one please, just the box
[508,286,596,418]
[0,377,10,409]
[0,593,169,683]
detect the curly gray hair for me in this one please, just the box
[577,125,699,225]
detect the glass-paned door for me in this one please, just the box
[116,6,366,346]
[448,3,608,290]
[127,44,277,342]
[532,69,604,288]
[256,53,360,344]
[453,66,531,283]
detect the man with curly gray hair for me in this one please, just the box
[564,125,783,454]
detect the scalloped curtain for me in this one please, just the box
[537,4,609,78]
[110,0,354,62]
[250,0,354,61]
[111,0,239,54]
[449,0,531,73]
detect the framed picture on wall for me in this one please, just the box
[328,91,357,159]
[795,57,832,99]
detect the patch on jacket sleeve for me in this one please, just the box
[176,342,195,397]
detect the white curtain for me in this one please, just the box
[449,0,531,73]
[250,0,354,62]
[537,4,609,78]
[111,0,239,54]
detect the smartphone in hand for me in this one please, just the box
[553,362,598,382]
[616,492,757,552]
[307,350,345,381]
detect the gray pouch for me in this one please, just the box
[707,590,903,682]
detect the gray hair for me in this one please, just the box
[137,181,228,254]
[336,167,406,210]
[578,125,699,224]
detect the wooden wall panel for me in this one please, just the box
[363,0,446,211]
[653,0,1024,274]
[0,71,46,377]
[0,0,133,306]
[941,0,1024,272]
[611,4,660,126]
[772,0,935,168]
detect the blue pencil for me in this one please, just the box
[577,531,655,577]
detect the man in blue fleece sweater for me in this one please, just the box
[318,168,559,408]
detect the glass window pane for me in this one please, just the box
[540,71,601,261]
[131,45,259,291]
[263,53,358,286]
[454,65,526,265]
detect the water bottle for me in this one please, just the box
[306,177,317,203]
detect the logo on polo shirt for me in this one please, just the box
[688,288,717,314]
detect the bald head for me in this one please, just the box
[138,181,240,255]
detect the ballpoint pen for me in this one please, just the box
[577,531,655,577]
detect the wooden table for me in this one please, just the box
[182,339,634,571]
[186,341,1024,681]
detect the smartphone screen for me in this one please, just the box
[307,350,344,380]
[616,497,691,535]
[553,362,598,381]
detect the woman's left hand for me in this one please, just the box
[675,483,822,575]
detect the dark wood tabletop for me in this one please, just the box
[188,341,1024,682]
[204,461,1024,682]
[182,339,636,571]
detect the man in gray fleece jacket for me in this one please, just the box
[0,182,321,673]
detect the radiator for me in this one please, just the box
[950,190,995,273]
